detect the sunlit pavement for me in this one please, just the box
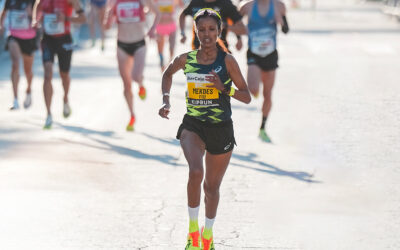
[0,1,399,249]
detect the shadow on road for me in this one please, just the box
[140,132,180,147]
[231,152,320,183]
[57,123,116,137]
[60,137,184,167]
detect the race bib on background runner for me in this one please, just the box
[250,28,276,57]
[186,73,219,106]
[157,0,173,13]
[117,2,141,23]
[43,14,65,35]
[9,10,30,30]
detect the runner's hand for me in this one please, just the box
[235,39,243,51]
[159,103,170,119]
[205,71,224,91]
[180,34,186,44]
[147,26,156,39]
[31,21,39,29]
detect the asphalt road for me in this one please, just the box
[0,1,399,249]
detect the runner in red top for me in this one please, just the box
[33,0,86,129]
[104,0,160,131]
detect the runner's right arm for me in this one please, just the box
[103,0,116,29]
[178,2,192,43]
[224,0,247,35]
[68,0,86,24]
[159,53,188,119]
[0,1,8,31]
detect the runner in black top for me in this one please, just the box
[179,0,247,52]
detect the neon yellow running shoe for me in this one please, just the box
[138,86,146,100]
[126,116,135,131]
[259,129,271,143]
[201,227,215,250]
[185,230,201,250]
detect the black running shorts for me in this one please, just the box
[247,49,279,71]
[6,36,37,56]
[117,39,146,56]
[41,34,73,73]
[177,115,236,155]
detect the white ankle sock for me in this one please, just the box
[188,206,200,221]
[205,217,215,230]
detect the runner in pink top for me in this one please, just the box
[33,0,86,129]
[154,0,183,71]
[104,0,160,131]
[0,0,37,110]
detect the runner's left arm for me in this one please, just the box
[142,0,161,38]
[277,0,289,34]
[225,54,251,104]
[68,0,86,24]
[32,0,43,28]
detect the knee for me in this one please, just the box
[203,181,219,199]
[11,62,19,73]
[60,72,70,81]
[263,90,272,101]
[25,68,33,77]
[188,167,204,185]
[44,71,52,82]
[123,83,132,94]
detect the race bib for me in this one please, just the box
[43,14,65,35]
[250,28,276,57]
[187,73,219,106]
[157,0,173,13]
[9,10,30,30]
[117,2,141,23]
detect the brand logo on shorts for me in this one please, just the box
[224,142,232,151]
[214,66,222,73]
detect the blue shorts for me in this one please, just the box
[91,0,106,8]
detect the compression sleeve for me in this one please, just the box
[281,15,289,34]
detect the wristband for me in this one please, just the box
[180,30,185,37]
[163,92,170,96]
[228,87,235,97]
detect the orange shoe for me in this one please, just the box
[201,227,215,250]
[185,230,200,250]
[126,116,135,131]
[138,86,146,100]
